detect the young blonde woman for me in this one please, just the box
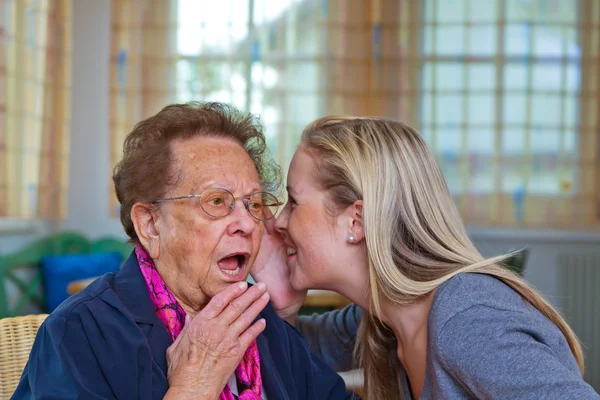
[252,116,599,399]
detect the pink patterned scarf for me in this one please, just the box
[135,245,263,399]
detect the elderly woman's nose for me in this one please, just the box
[226,199,258,235]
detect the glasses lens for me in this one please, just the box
[200,189,234,217]
[248,192,280,220]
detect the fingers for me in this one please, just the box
[202,281,249,319]
[238,319,267,349]
[219,282,268,326]
[229,290,270,336]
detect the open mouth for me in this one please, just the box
[287,247,297,256]
[217,253,249,277]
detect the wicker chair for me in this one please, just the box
[0,314,48,399]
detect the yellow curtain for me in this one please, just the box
[108,0,600,229]
[109,0,178,214]
[0,0,72,219]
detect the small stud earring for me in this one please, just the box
[348,235,356,243]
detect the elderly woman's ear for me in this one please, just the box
[131,202,161,258]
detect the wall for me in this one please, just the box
[58,0,124,240]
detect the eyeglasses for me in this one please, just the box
[152,188,283,221]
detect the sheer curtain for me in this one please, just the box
[109,0,600,228]
[0,0,72,219]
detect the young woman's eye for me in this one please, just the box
[288,198,297,209]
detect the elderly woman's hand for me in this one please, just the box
[163,281,269,400]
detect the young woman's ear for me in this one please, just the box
[345,200,364,244]
[131,202,161,258]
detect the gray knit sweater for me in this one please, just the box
[297,273,599,399]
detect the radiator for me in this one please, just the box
[557,254,600,391]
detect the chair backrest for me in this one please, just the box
[0,314,48,399]
[0,232,133,318]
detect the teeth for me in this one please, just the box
[222,267,241,276]
[287,248,297,255]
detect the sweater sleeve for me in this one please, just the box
[435,304,599,400]
[296,304,362,372]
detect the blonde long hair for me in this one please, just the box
[300,116,584,400]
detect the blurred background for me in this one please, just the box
[1,0,599,390]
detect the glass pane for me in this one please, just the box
[422,63,434,90]
[563,130,577,153]
[529,157,559,195]
[436,128,462,155]
[468,129,494,155]
[505,24,532,56]
[566,64,580,92]
[501,163,525,194]
[504,64,529,91]
[505,0,528,21]
[564,96,578,127]
[436,63,464,91]
[178,0,207,54]
[252,62,279,89]
[281,62,319,91]
[534,26,567,57]
[564,27,581,58]
[505,0,574,24]
[253,0,295,25]
[468,94,495,125]
[531,129,560,154]
[532,64,563,92]
[423,24,435,55]
[503,94,527,125]
[435,94,464,125]
[532,94,561,126]
[439,159,461,195]
[420,127,433,144]
[469,162,494,194]
[544,1,578,24]
[436,129,462,194]
[470,0,498,23]
[285,94,319,125]
[435,26,466,55]
[421,94,434,125]
[203,1,250,53]
[424,0,435,23]
[468,64,495,91]
[436,0,466,23]
[469,26,497,56]
[502,129,526,155]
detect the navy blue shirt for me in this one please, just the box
[13,254,356,399]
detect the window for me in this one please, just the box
[421,0,580,197]
[175,0,324,168]
[110,0,600,228]
[418,0,600,227]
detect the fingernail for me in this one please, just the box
[257,282,266,291]
[239,281,248,290]
[261,292,269,299]
[260,318,266,325]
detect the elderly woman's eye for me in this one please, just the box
[208,197,226,206]
[249,201,262,210]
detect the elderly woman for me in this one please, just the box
[13,103,353,399]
